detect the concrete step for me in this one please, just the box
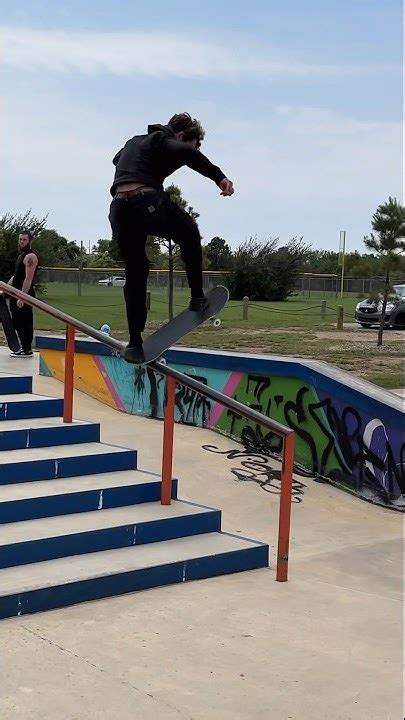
[0,442,137,484]
[0,470,177,523]
[0,500,221,568]
[0,532,269,618]
[0,393,63,421]
[0,374,32,395]
[0,417,100,450]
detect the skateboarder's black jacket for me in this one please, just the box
[110,124,226,196]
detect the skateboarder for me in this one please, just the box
[6,230,38,357]
[109,112,234,363]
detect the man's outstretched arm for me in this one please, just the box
[164,139,234,194]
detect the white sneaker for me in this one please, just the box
[10,349,33,358]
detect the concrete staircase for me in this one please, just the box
[0,372,268,618]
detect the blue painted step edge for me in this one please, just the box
[0,423,100,451]
[0,449,137,485]
[0,398,63,421]
[0,376,32,394]
[0,507,222,568]
[0,478,179,524]
[0,541,269,619]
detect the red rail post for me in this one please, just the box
[63,323,75,423]
[161,375,176,505]
[276,431,295,582]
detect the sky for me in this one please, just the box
[1,0,402,253]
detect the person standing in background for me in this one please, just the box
[7,230,38,357]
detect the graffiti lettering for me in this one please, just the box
[175,375,212,426]
[133,366,164,419]
[224,373,405,506]
[130,365,404,507]
[202,444,307,503]
[133,368,211,425]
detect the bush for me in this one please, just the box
[226,236,310,301]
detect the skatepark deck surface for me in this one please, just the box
[0,349,402,720]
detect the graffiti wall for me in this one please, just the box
[37,339,405,509]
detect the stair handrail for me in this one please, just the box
[0,281,295,581]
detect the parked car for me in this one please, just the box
[98,275,125,287]
[355,283,405,329]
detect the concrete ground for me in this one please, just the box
[0,350,403,720]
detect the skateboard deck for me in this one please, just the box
[0,296,20,352]
[138,285,229,365]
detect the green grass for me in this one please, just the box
[31,282,403,390]
[367,372,405,389]
[36,282,357,333]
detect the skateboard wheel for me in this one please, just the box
[211,317,221,328]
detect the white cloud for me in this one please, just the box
[172,105,402,246]
[0,25,396,79]
[0,105,111,185]
[0,89,401,250]
[210,106,402,200]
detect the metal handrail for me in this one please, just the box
[151,359,292,436]
[0,283,124,351]
[0,281,295,581]
[0,283,292,437]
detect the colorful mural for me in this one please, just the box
[39,343,405,509]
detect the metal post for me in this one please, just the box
[276,432,295,582]
[63,323,75,423]
[146,290,151,310]
[339,230,346,299]
[168,242,174,321]
[321,300,326,321]
[161,375,176,505]
[78,262,82,297]
[337,305,344,330]
[242,296,249,320]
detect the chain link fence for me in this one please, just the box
[297,274,396,297]
[38,267,228,291]
[37,267,405,298]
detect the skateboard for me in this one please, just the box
[137,285,229,365]
[0,295,20,352]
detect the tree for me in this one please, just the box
[36,228,82,266]
[91,239,111,255]
[303,250,339,274]
[226,236,310,301]
[364,197,405,346]
[145,236,165,267]
[271,239,311,300]
[344,252,381,278]
[159,183,201,319]
[0,211,47,282]
[206,236,233,270]
[88,238,123,268]
[107,237,121,263]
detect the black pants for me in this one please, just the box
[10,298,34,353]
[109,191,204,346]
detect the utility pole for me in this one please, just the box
[78,241,84,297]
[338,230,346,299]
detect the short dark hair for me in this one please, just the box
[167,113,205,148]
[19,229,33,240]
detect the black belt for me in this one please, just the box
[114,187,156,199]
